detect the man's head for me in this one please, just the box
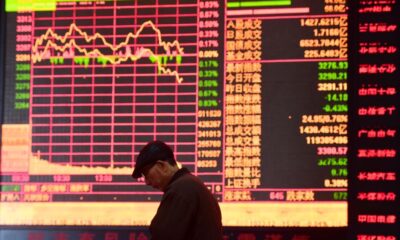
[132,140,178,190]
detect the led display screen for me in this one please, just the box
[0,0,348,227]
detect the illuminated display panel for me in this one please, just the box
[0,0,348,227]
[348,1,400,239]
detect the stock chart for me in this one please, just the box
[1,0,348,227]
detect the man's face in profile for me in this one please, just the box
[141,161,165,190]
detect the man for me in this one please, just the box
[132,140,223,240]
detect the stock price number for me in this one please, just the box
[318,82,347,91]
[322,104,348,113]
[333,191,347,200]
[269,191,285,200]
[305,49,347,58]
[197,160,217,168]
[330,168,348,177]
[324,179,347,187]
[300,39,340,47]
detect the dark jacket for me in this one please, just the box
[149,168,223,240]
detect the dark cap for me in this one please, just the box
[132,140,175,178]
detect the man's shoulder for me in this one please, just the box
[169,171,207,194]
[174,171,202,186]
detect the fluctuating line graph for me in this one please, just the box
[30,0,198,174]
[32,20,185,83]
